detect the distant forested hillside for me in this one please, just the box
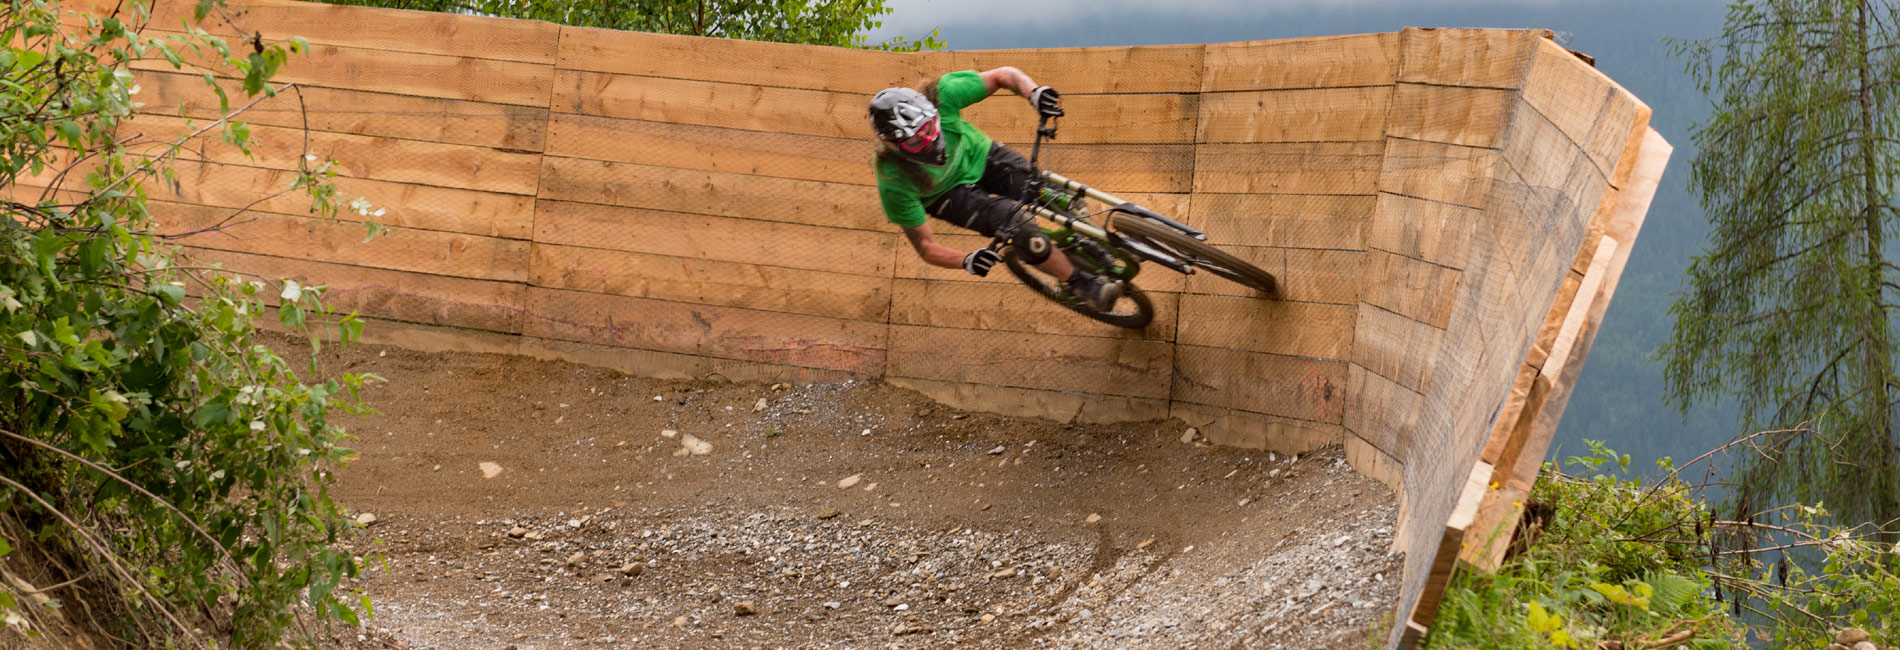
[905,1,1736,473]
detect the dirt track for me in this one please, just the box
[303,334,1402,649]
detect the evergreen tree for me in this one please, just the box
[1665,0,1900,525]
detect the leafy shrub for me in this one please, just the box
[1424,442,1744,649]
[1,0,376,646]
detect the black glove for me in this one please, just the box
[962,248,1001,277]
[1029,86,1062,117]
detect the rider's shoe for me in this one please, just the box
[1067,271,1123,312]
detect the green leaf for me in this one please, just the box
[194,401,231,428]
[153,284,185,307]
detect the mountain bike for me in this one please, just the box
[988,114,1279,329]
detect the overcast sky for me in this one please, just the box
[867,0,1578,41]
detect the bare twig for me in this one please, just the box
[0,427,243,574]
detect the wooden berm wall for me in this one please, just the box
[25,1,1670,645]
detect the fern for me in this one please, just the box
[1642,571,1700,616]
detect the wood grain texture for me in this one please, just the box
[531,199,896,276]
[1172,345,1348,424]
[1203,33,1398,92]
[132,71,549,151]
[537,157,887,232]
[1395,28,1545,89]
[887,325,1175,400]
[150,201,530,282]
[531,243,894,323]
[523,287,888,374]
[179,246,527,333]
[888,279,1179,341]
[152,0,561,63]
[1197,87,1390,143]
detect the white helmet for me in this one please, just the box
[869,87,946,165]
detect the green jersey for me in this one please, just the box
[874,70,995,228]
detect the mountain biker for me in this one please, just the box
[869,67,1123,312]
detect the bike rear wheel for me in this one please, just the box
[1002,247,1155,329]
[1112,216,1279,295]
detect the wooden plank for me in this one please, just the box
[1202,32,1398,92]
[1344,432,1404,495]
[1458,481,1531,569]
[1176,294,1355,359]
[135,70,548,151]
[955,94,1198,145]
[537,157,888,232]
[178,246,526,333]
[1180,244,1284,298]
[1281,248,1365,305]
[1353,303,1446,393]
[887,376,1171,426]
[1386,84,1515,149]
[1520,39,1651,182]
[522,286,888,374]
[1479,363,1539,465]
[150,0,560,63]
[1337,357,1428,463]
[530,243,893,323]
[1378,138,1500,209]
[1196,87,1389,143]
[953,44,1207,94]
[129,39,555,107]
[888,279,1178,341]
[1172,345,1348,424]
[531,199,895,277]
[1187,194,1373,250]
[888,325,1174,400]
[888,229,1191,294]
[1366,193,1481,270]
[1408,460,1494,636]
[1396,28,1544,89]
[154,160,536,239]
[1488,374,1553,491]
[557,25,920,94]
[524,335,867,384]
[1193,141,1384,195]
[125,114,542,196]
[1526,271,1584,371]
[1009,143,1195,194]
[553,68,1194,145]
[1171,402,1344,455]
[552,70,869,139]
[1342,362,1418,463]
[546,114,874,186]
[1359,249,1459,329]
[150,201,530,282]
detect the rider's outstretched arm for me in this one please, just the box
[977,67,1039,100]
[903,222,969,270]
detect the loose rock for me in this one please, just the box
[1180,427,1200,444]
[681,434,713,456]
[837,474,862,489]
[355,512,378,526]
[734,601,757,616]
[618,563,643,577]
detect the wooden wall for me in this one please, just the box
[19,4,1668,647]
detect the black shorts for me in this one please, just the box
[924,142,1034,239]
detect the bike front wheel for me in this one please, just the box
[1001,247,1155,330]
[1112,216,1279,296]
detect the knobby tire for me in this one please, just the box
[1001,247,1155,330]
[1111,216,1278,295]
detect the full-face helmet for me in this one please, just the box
[869,87,946,166]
